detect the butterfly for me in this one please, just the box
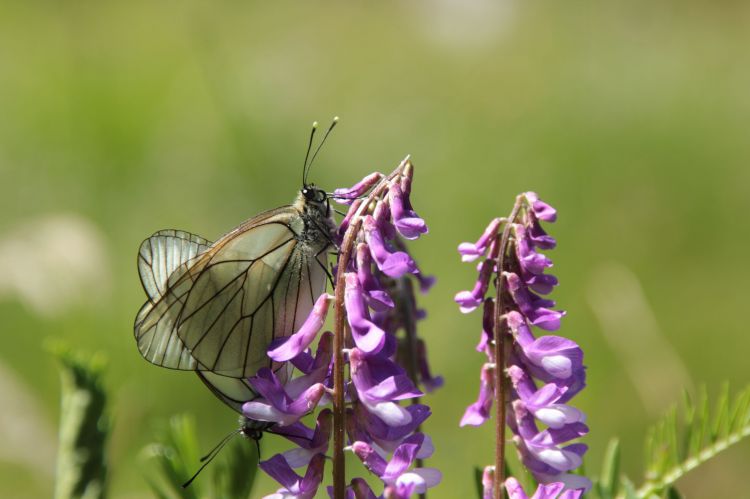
[134,120,338,416]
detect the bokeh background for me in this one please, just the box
[2,1,749,497]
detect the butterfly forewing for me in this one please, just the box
[134,206,329,380]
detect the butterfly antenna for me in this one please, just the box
[305,116,339,184]
[302,121,319,187]
[182,428,242,488]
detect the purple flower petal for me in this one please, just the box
[505,476,587,499]
[455,259,494,313]
[350,349,422,426]
[356,243,394,311]
[527,216,557,250]
[524,192,557,222]
[333,172,384,204]
[260,453,326,499]
[535,473,590,495]
[460,363,494,427]
[363,215,416,278]
[243,368,326,426]
[481,466,495,499]
[509,313,583,381]
[506,272,565,331]
[389,182,428,240]
[345,272,387,353]
[280,410,332,468]
[350,403,431,448]
[268,293,332,361]
[515,224,553,275]
[458,218,502,262]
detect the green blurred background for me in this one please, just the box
[2,1,749,497]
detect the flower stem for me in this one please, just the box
[331,158,411,499]
[333,217,360,499]
[492,197,523,499]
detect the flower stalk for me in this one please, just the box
[332,217,359,498]
[492,199,523,498]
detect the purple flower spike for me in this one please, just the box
[260,453,326,499]
[458,218,502,262]
[243,368,326,426]
[248,164,439,498]
[268,293,333,362]
[334,172,384,204]
[363,215,417,278]
[455,259,494,313]
[345,272,387,353]
[388,182,428,240]
[456,194,587,494]
[356,243,394,311]
[460,363,495,427]
[524,192,557,223]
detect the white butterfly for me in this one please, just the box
[134,122,338,413]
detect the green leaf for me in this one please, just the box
[210,436,258,499]
[710,382,729,442]
[142,415,258,499]
[620,476,638,499]
[50,343,109,499]
[597,438,621,499]
[636,383,750,498]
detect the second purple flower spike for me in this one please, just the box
[455,192,590,498]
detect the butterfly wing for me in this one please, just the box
[135,229,212,370]
[138,229,212,302]
[134,207,328,379]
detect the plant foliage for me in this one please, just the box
[142,414,258,499]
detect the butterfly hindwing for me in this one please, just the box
[135,229,213,370]
[138,229,212,302]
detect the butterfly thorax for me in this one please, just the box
[295,185,336,252]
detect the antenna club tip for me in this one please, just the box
[312,121,319,128]
[333,116,340,122]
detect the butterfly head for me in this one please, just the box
[301,184,327,204]
[298,183,332,222]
